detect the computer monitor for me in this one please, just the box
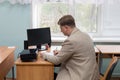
[27,27,51,50]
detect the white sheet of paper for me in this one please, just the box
[41,51,54,56]
[8,46,15,48]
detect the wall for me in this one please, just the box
[0,2,31,55]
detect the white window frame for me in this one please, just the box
[32,1,120,42]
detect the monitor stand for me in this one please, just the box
[37,44,47,51]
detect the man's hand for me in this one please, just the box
[38,51,43,58]
[53,50,59,55]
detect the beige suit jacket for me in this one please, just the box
[42,27,99,80]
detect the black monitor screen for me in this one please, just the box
[27,27,51,47]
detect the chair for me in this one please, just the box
[100,56,118,80]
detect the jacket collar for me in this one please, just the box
[70,27,80,36]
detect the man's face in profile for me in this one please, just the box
[60,25,69,36]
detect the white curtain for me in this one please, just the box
[1,0,120,5]
[0,0,32,4]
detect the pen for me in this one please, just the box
[54,47,58,55]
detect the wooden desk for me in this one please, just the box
[15,57,54,80]
[15,46,99,80]
[96,45,120,74]
[0,46,15,80]
[96,45,120,58]
[94,46,101,62]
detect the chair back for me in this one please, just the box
[104,56,118,80]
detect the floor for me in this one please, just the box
[111,77,120,80]
[6,78,15,80]
[6,77,120,80]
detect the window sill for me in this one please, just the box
[93,37,120,43]
[51,37,120,43]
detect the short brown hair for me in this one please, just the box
[58,15,76,28]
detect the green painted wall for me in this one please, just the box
[0,2,31,54]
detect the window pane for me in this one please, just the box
[75,3,97,33]
[102,3,120,29]
[36,2,98,37]
[38,2,69,36]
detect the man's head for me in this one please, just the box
[58,15,76,36]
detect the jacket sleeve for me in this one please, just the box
[42,39,74,65]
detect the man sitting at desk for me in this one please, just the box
[40,15,99,80]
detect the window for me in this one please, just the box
[32,0,120,41]
[100,1,120,37]
[32,0,98,37]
